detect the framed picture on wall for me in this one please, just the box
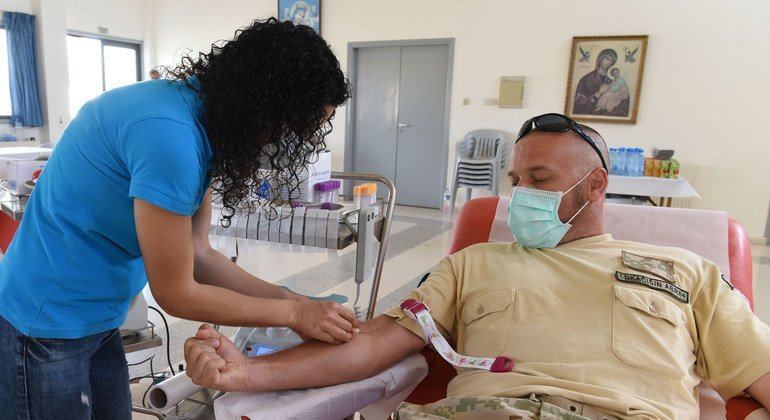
[278,0,321,34]
[564,35,648,124]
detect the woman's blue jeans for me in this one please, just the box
[0,315,132,419]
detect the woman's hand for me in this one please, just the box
[184,324,250,391]
[290,300,359,344]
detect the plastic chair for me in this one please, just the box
[405,196,765,419]
[449,130,508,213]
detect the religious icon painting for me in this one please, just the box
[278,0,321,34]
[565,35,648,124]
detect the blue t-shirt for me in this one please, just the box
[0,78,212,338]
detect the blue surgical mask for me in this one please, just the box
[507,172,592,248]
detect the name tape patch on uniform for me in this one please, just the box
[615,271,690,303]
[621,251,676,283]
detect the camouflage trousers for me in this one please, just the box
[394,396,613,420]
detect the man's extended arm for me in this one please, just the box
[184,316,426,392]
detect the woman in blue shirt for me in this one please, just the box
[0,18,354,419]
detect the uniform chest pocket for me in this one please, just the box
[459,287,515,357]
[612,285,694,379]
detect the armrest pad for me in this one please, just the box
[727,396,770,420]
[448,197,498,254]
[214,353,428,420]
[728,218,754,310]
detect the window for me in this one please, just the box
[0,28,12,118]
[67,33,141,118]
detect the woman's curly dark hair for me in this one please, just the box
[167,18,350,224]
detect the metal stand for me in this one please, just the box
[210,171,396,319]
[123,322,165,419]
[332,171,396,319]
[163,172,397,419]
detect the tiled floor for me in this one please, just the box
[129,204,770,416]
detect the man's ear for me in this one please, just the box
[587,168,608,202]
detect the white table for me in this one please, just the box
[606,175,699,206]
[0,146,51,160]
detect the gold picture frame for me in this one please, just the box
[564,35,648,124]
[278,0,321,34]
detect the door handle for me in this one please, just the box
[398,123,410,128]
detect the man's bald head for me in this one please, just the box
[515,113,608,174]
[572,124,609,177]
[509,116,610,244]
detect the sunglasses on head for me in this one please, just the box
[516,113,608,172]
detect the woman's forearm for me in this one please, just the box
[192,246,299,300]
[160,280,297,327]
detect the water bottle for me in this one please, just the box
[14,120,23,142]
[626,147,636,177]
[442,188,452,214]
[636,148,645,176]
[617,147,627,176]
[609,148,618,175]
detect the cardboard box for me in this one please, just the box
[305,150,332,202]
[274,150,332,203]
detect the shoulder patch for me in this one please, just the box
[621,250,676,283]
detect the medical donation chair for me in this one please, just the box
[403,196,766,420]
[207,197,767,419]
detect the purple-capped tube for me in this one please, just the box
[330,180,340,204]
[314,181,333,206]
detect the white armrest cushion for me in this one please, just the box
[214,353,428,420]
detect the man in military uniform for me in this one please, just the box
[184,113,770,419]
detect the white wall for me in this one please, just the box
[4,0,770,238]
[65,0,147,41]
[151,0,274,70]
[34,0,70,143]
[322,0,770,238]
[1,0,150,144]
[148,0,770,238]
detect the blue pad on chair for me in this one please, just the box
[279,286,348,304]
[308,293,348,304]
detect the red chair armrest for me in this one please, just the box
[727,396,766,419]
[728,218,754,310]
[404,348,457,405]
[0,213,21,254]
[448,197,499,254]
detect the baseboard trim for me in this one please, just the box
[749,236,768,246]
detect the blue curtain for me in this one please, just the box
[4,12,43,127]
